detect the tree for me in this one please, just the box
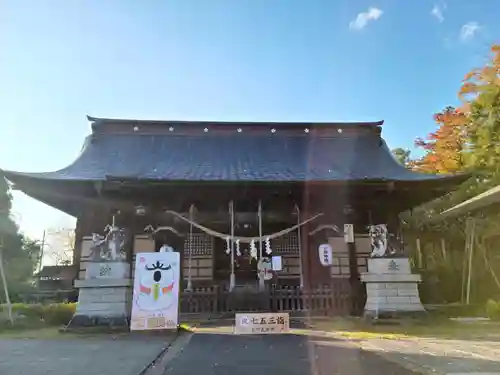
[0,174,41,314]
[459,44,500,177]
[413,106,468,174]
[401,45,500,305]
[45,228,75,266]
[392,148,412,168]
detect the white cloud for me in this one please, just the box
[460,21,480,41]
[431,3,445,23]
[349,7,383,30]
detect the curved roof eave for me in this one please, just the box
[1,168,470,187]
[1,126,471,188]
[87,115,385,129]
[0,136,469,186]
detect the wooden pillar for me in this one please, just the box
[73,215,84,282]
[300,223,310,290]
[347,239,361,315]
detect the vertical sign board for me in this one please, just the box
[130,252,180,331]
[271,255,282,271]
[344,224,354,243]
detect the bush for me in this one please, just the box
[42,303,76,325]
[429,303,485,318]
[11,303,44,319]
[0,303,76,326]
[485,299,500,320]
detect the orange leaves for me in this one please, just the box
[460,44,500,101]
[414,43,500,176]
[413,107,468,174]
[459,81,479,99]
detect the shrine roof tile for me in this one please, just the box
[2,131,468,184]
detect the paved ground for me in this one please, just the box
[3,328,499,375]
[0,333,177,375]
[353,336,500,375]
[163,330,418,375]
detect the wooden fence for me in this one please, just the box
[180,281,353,316]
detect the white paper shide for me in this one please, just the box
[130,252,180,331]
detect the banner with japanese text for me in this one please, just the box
[130,252,180,331]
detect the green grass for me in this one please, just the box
[309,317,500,341]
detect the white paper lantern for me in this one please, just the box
[318,244,333,266]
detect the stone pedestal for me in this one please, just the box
[68,262,132,328]
[360,258,425,319]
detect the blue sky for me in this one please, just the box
[0,0,498,240]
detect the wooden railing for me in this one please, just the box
[180,281,353,316]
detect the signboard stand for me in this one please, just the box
[130,252,180,331]
[234,312,290,334]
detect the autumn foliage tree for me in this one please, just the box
[405,45,500,305]
[459,45,500,177]
[412,106,468,174]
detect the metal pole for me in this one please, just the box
[466,218,475,305]
[461,219,469,303]
[440,238,447,261]
[38,230,46,274]
[187,205,194,291]
[416,238,422,268]
[295,205,303,288]
[230,201,235,291]
[0,239,13,325]
[258,200,264,290]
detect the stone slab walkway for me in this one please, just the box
[163,329,418,375]
[0,333,178,375]
[353,336,500,375]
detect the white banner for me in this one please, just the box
[130,252,180,331]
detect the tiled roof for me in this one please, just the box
[3,131,467,183]
[36,265,75,279]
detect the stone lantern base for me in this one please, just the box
[360,258,426,319]
[67,262,131,329]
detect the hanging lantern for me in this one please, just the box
[135,205,147,216]
[235,239,241,256]
[250,240,258,259]
[225,237,231,254]
[318,244,333,266]
[265,237,272,255]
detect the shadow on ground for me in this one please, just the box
[310,316,500,341]
[163,332,419,375]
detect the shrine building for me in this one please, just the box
[2,116,467,317]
